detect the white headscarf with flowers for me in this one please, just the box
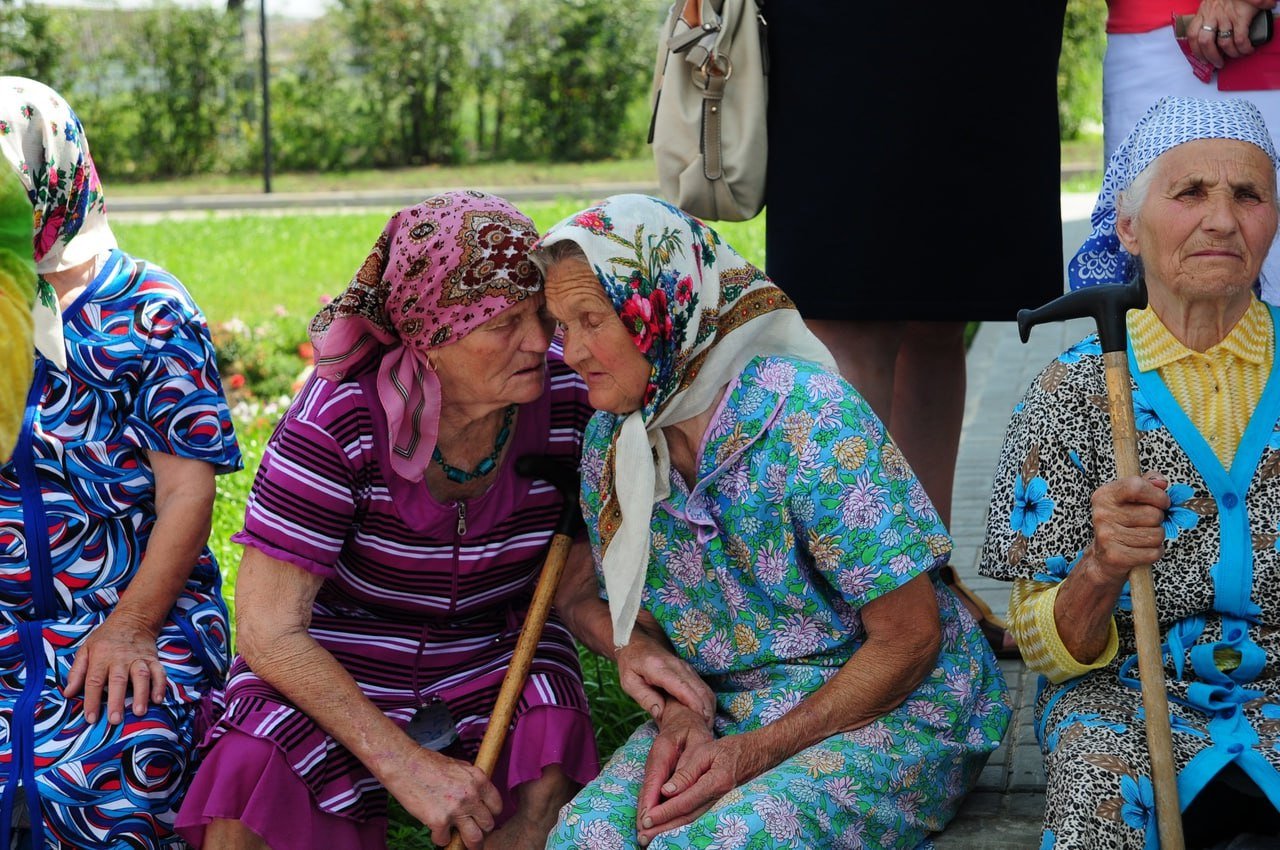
[0,77,118,371]
[533,194,837,647]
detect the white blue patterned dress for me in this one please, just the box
[0,250,240,849]
[547,356,1010,850]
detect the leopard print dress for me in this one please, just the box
[980,311,1280,850]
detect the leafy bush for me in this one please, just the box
[210,305,315,406]
[1059,0,1107,139]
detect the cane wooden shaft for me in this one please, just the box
[1103,353,1184,850]
[443,532,573,850]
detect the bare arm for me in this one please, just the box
[235,546,501,849]
[638,573,942,841]
[1053,473,1169,663]
[554,539,714,722]
[65,451,214,725]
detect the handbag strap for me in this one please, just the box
[699,71,727,180]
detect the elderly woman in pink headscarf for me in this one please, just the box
[176,192,712,850]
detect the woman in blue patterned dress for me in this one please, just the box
[0,77,240,848]
[531,194,1011,849]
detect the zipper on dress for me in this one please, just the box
[455,501,467,536]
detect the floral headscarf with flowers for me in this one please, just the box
[0,77,117,371]
[309,191,542,482]
[532,194,836,646]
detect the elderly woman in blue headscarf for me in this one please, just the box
[980,95,1280,849]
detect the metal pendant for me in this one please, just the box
[406,699,458,751]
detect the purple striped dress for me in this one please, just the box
[181,348,599,840]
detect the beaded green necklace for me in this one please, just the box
[431,404,515,483]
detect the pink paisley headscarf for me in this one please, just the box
[309,191,542,482]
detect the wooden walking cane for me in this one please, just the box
[1019,277,1184,850]
[443,455,581,850]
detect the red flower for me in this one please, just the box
[619,290,671,354]
[574,211,610,234]
[675,275,694,305]
[297,341,315,362]
[227,374,246,390]
[620,293,658,353]
[651,288,673,338]
[33,207,66,262]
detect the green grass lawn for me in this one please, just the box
[113,204,767,327]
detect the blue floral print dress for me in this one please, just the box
[0,249,240,849]
[547,356,1011,850]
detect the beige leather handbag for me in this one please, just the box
[648,0,768,222]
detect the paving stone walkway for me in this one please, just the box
[931,210,1094,847]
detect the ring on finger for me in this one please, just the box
[1218,29,1234,37]
[1202,23,1217,32]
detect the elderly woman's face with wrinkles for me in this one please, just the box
[1118,138,1278,305]
[543,257,652,415]
[428,294,556,408]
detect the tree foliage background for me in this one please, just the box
[0,0,661,179]
[1,0,1106,182]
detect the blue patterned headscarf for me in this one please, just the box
[1068,96,1280,291]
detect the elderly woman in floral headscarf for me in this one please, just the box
[0,77,241,849]
[177,191,712,850]
[532,194,1011,850]
[980,95,1280,849]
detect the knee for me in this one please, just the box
[202,818,270,850]
[517,766,577,828]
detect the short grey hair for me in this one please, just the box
[529,238,588,275]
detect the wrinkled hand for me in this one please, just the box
[1190,0,1269,67]
[380,747,504,850]
[64,609,165,725]
[636,703,715,841]
[616,621,715,724]
[1086,472,1170,587]
[637,730,769,845]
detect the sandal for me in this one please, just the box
[938,564,1021,660]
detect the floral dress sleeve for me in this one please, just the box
[979,342,1116,646]
[979,346,1109,585]
[772,360,950,609]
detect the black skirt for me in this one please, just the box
[763,0,1069,321]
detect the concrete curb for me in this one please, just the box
[107,182,663,213]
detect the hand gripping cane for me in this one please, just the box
[443,455,582,850]
[1018,278,1184,850]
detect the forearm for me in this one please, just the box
[555,542,668,659]
[556,584,615,660]
[554,541,615,658]
[739,629,938,768]
[1052,550,1127,663]
[240,623,424,785]
[1011,578,1118,682]
[115,491,211,634]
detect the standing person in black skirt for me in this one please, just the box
[763,1,1070,657]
